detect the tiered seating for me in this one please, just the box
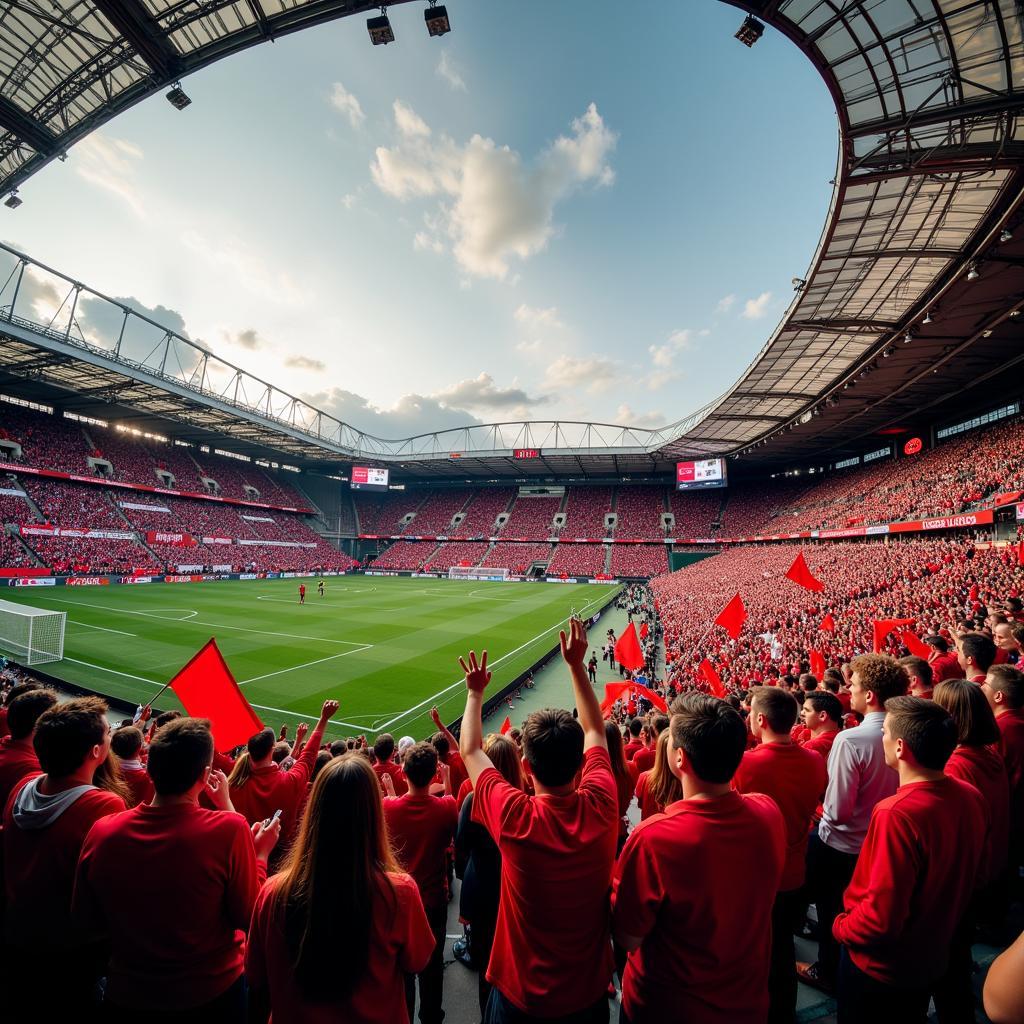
[193,458,263,502]
[88,430,163,487]
[402,490,469,535]
[251,467,304,507]
[668,489,724,537]
[609,544,668,577]
[480,542,552,573]
[150,445,207,493]
[335,494,358,536]
[118,494,244,537]
[0,405,91,474]
[354,491,423,535]
[0,484,34,524]
[450,488,514,538]
[500,496,560,537]
[0,534,32,567]
[370,540,437,571]
[424,542,489,572]
[547,543,606,576]
[613,486,665,539]
[145,541,215,567]
[560,487,613,538]
[20,478,125,530]
[25,535,154,574]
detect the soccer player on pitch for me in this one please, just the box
[318,579,325,597]
[298,583,306,604]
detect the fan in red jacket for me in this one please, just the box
[0,687,56,810]
[110,725,155,808]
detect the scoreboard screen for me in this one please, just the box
[676,459,727,491]
[350,466,389,491]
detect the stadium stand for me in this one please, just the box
[609,543,668,577]
[354,491,424,535]
[423,541,490,572]
[547,543,607,577]
[402,489,470,535]
[561,486,613,538]
[450,487,515,538]
[667,488,724,537]
[479,542,553,573]
[24,534,156,574]
[613,486,666,539]
[369,540,437,570]
[20,478,127,530]
[499,495,561,538]
[0,403,92,474]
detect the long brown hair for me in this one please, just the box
[934,678,1001,747]
[93,749,131,804]
[227,750,251,788]
[646,729,682,811]
[484,734,524,790]
[604,720,632,788]
[272,753,400,1000]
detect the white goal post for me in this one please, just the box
[0,599,66,665]
[448,566,510,582]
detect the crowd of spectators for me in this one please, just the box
[561,486,613,538]
[0,404,92,475]
[480,542,553,573]
[24,535,154,574]
[0,534,32,568]
[354,491,425,535]
[370,540,437,571]
[402,490,470,536]
[21,478,127,531]
[0,483,34,525]
[424,542,490,573]
[450,488,514,538]
[547,543,607,577]
[614,486,666,539]
[500,496,561,538]
[609,544,669,578]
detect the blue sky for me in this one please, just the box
[5,1,835,439]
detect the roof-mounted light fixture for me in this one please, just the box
[166,83,191,109]
[4,190,22,209]
[966,262,980,281]
[735,15,765,47]
[424,2,451,36]
[368,7,396,44]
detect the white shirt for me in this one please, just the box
[818,711,898,855]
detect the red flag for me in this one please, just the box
[1018,541,1024,567]
[785,551,825,593]
[699,659,726,698]
[614,623,646,672]
[900,630,932,660]
[714,593,747,640]
[640,622,649,639]
[599,682,668,717]
[167,638,263,751]
[820,614,836,633]
[500,716,512,735]
[872,619,915,653]
[809,650,826,678]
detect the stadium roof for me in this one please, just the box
[0,0,1022,479]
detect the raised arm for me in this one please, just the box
[430,707,459,751]
[458,649,494,786]
[561,617,607,752]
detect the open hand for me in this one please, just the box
[459,650,491,694]
[382,772,396,797]
[319,699,340,723]
[560,617,588,669]
[295,722,309,742]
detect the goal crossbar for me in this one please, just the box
[0,598,66,665]
[448,566,510,581]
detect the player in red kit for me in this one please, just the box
[298,583,305,604]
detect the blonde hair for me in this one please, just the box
[646,729,682,812]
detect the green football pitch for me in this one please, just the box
[2,577,618,741]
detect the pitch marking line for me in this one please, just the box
[237,646,373,686]
[69,620,138,637]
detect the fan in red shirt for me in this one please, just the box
[458,619,619,1022]
[623,717,644,761]
[634,730,682,821]
[613,692,786,1024]
[110,725,155,808]
[800,690,843,764]
[73,717,280,1019]
[246,754,434,1024]
[925,635,962,685]
[371,732,408,795]
[1,696,127,1018]
[0,687,56,809]
[228,698,338,850]
[0,678,43,740]
[732,686,827,1024]
[383,740,458,1024]
[899,655,933,700]
[983,665,1024,891]
[833,697,988,1022]
[429,707,469,796]
[957,632,997,684]
[633,715,668,775]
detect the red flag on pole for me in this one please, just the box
[820,613,836,633]
[900,630,932,660]
[699,659,726,698]
[640,621,649,639]
[614,623,646,672]
[167,638,263,751]
[809,650,826,678]
[714,593,747,640]
[500,716,512,735]
[599,682,668,717]
[1018,541,1024,567]
[872,619,916,653]
[785,551,825,593]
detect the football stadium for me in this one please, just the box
[0,1,1023,1022]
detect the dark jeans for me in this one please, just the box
[106,977,246,1023]
[406,902,448,1024]
[837,948,929,1024]
[931,905,975,1024]
[473,916,497,1017]
[2,943,105,1022]
[484,988,609,1024]
[770,888,802,1024]
[806,831,859,984]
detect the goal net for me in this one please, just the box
[448,565,510,581]
[0,599,66,665]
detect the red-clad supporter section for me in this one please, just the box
[480,542,552,573]
[401,490,469,536]
[561,486,612,538]
[370,540,438,570]
[614,487,666,539]
[423,541,490,572]
[0,404,92,474]
[450,487,514,538]
[500,496,561,538]
[668,488,727,537]
[354,491,424,535]
[0,533,32,568]
[27,535,155,574]
[609,544,668,577]
[0,485,35,524]
[21,478,126,530]
[547,543,606,577]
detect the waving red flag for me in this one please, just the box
[900,630,932,660]
[614,623,645,672]
[599,682,668,717]
[872,618,916,653]
[714,593,747,640]
[167,638,263,751]
[500,716,512,735]
[820,613,836,633]
[1018,541,1024,567]
[809,650,826,679]
[699,659,726,698]
[640,621,649,639]
[786,551,825,593]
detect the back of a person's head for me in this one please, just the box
[330,739,347,758]
[628,718,642,738]
[884,696,957,771]
[924,634,949,654]
[650,714,669,737]
[987,664,1024,710]
[154,709,182,730]
[822,668,843,693]
[33,696,109,778]
[110,725,144,760]
[312,749,333,782]
[272,741,291,764]
[961,633,997,672]
[669,692,746,784]
[799,673,818,692]
[402,741,438,788]
[373,732,395,763]
[7,688,57,741]
[247,727,276,762]
[484,734,524,790]
[850,653,909,704]
[649,728,683,809]
[804,690,843,727]
[898,655,933,688]
[750,686,798,734]
[934,679,1000,747]
[430,731,450,759]
[2,680,41,708]
[522,707,584,787]
[147,718,214,796]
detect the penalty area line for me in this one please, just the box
[237,645,373,686]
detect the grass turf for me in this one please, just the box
[1,577,618,741]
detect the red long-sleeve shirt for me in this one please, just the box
[0,736,40,810]
[833,777,987,987]
[945,744,1009,882]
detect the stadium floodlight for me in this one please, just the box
[424,3,451,36]
[4,190,22,209]
[966,262,980,281]
[791,277,805,291]
[166,84,191,110]
[1000,228,1012,243]
[903,330,913,344]
[982,328,993,337]
[923,309,933,324]
[735,15,765,47]
[368,9,395,44]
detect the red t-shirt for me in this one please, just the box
[612,792,785,1024]
[928,652,962,684]
[2,775,125,948]
[73,801,266,1010]
[119,765,155,808]
[945,744,1009,882]
[383,793,458,908]
[246,871,434,1024]
[472,746,618,1016]
[833,777,988,987]
[373,760,408,796]
[624,740,644,762]
[0,736,40,811]
[802,730,838,763]
[732,742,827,891]
[997,709,1024,841]
[456,776,473,811]
[634,771,665,821]
[633,745,656,775]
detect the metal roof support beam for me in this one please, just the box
[92,1,183,79]
[847,91,1024,140]
[0,97,59,158]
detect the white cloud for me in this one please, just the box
[285,355,327,372]
[716,293,736,314]
[229,328,263,351]
[543,354,618,395]
[741,291,773,320]
[514,304,565,330]
[371,102,617,279]
[341,193,359,210]
[329,83,365,129]
[413,231,444,254]
[433,372,549,414]
[614,404,665,429]
[72,133,147,219]
[647,328,693,370]
[436,50,467,92]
